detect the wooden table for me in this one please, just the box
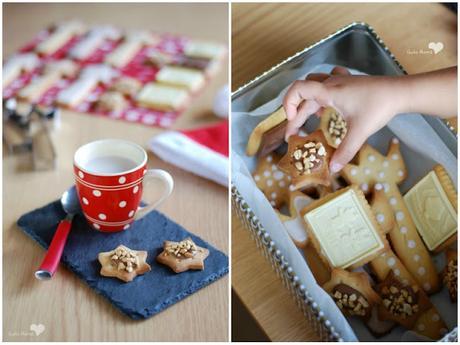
[232,3,457,341]
[3,3,228,342]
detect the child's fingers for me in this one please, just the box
[284,100,321,140]
[329,124,368,173]
[283,80,327,121]
[305,73,330,82]
[331,66,351,76]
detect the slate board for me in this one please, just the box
[17,200,228,319]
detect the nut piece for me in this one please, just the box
[444,258,458,301]
[290,140,327,175]
[328,111,347,145]
[380,284,418,319]
[111,246,140,273]
[165,239,198,259]
[331,287,369,317]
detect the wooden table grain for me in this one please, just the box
[3,3,229,342]
[231,3,457,341]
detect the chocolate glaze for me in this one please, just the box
[174,56,211,70]
[332,283,372,318]
[258,120,287,157]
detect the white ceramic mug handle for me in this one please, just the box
[134,169,174,220]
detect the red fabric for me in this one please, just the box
[180,121,229,157]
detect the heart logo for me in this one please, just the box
[428,42,444,54]
[30,323,45,336]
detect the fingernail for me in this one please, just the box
[330,162,343,174]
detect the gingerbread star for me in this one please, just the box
[157,238,209,273]
[278,130,334,189]
[341,138,407,193]
[98,245,151,283]
[323,269,381,320]
[253,152,292,209]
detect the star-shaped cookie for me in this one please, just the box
[278,130,334,189]
[323,269,381,320]
[98,245,151,283]
[157,238,209,273]
[253,152,292,209]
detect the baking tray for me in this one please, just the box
[231,22,457,341]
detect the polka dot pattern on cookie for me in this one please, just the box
[253,153,291,209]
[339,139,438,293]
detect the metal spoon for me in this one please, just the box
[35,186,81,280]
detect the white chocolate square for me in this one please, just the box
[156,66,204,91]
[304,189,385,268]
[184,41,225,60]
[136,83,188,111]
[404,171,457,251]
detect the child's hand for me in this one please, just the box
[283,67,405,173]
[283,66,457,173]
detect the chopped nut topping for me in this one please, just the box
[291,141,326,175]
[111,247,139,273]
[164,239,198,258]
[328,111,347,145]
[444,259,457,299]
[380,284,418,319]
[331,285,369,317]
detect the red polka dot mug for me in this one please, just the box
[73,139,173,232]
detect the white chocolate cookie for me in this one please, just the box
[404,165,457,252]
[57,64,117,107]
[301,186,388,269]
[105,30,159,68]
[156,66,205,92]
[184,40,225,60]
[69,25,121,60]
[36,21,86,56]
[18,59,78,102]
[3,53,40,88]
[136,82,189,111]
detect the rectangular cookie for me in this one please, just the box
[156,66,205,92]
[184,40,225,60]
[136,83,189,111]
[301,185,388,269]
[404,165,457,252]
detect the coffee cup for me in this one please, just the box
[73,139,173,232]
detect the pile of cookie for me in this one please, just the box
[3,21,225,127]
[98,238,209,283]
[247,107,457,340]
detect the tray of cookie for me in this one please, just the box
[3,20,226,128]
[231,22,457,341]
